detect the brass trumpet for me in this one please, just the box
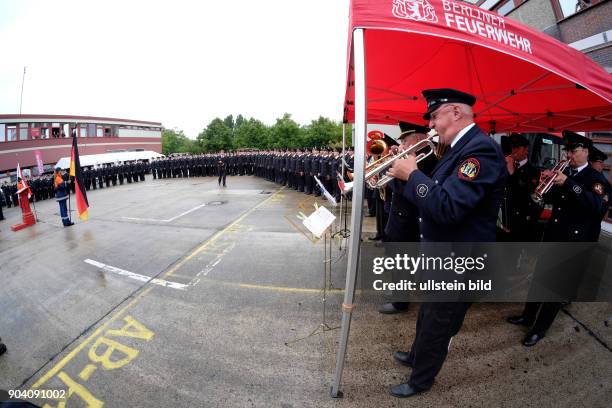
[531,159,569,205]
[339,132,437,194]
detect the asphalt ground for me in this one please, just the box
[0,175,610,407]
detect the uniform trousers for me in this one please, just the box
[407,302,472,390]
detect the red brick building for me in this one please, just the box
[0,114,162,174]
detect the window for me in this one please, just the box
[557,0,597,19]
[104,127,112,137]
[96,126,104,137]
[7,125,17,141]
[80,124,88,137]
[19,123,29,140]
[497,0,516,16]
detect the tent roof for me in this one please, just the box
[55,150,165,169]
[343,0,612,132]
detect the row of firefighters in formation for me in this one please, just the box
[0,149,356,211]
[150,150,355,201]
[0,162,148,207]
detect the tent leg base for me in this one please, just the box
[330,387,343,398]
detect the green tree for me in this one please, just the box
[235,114,246,129]
[268,113,302,149]
[234,117,269,149]
[197,118,234,152]
[223,114,235,130]
[161,128,191,155]
[302,117,340,148]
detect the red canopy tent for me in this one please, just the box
[331,0,612,398]
[343,0,611,133]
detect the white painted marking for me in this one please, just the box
[188,242,236,287]
[122,202,208,223]
[84,259,188,290]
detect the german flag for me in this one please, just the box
[69,135,89,220]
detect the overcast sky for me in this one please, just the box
[0,0,350,138]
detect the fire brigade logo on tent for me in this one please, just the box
[392,0,438,23]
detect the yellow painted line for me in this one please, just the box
[31,287,154,389]
[200,277,348,294]
[236,282,343,294]
[30,188,283,389]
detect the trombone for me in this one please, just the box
[339,132,437,194]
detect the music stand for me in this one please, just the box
[285,203,340,345]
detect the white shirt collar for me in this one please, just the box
[517,158,528,168]
[450,123,476,149]
[572,162,588,174]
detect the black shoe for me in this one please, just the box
[506,315,532,326]
[522,333,544,347]
[389,383,424,398]
[64,222,74,227]
[0,342,6,356]
[368,235,382,241]
[378,302,409,314]
[393,351,413,368]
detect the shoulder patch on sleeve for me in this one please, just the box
[593,182,604,196]
[457,158,480,181]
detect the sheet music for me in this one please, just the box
[302,206,336,238]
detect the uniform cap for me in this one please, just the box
[422,88,476,120]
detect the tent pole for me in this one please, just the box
[339,123,346,238]
[331,28,366,399]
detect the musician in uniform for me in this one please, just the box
[506,131,611,346]
[589,145,607,173]
[379,122,435,314]
[386,88,507,397]
[370,134,399,241]
[499,134,542,242]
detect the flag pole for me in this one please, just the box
[31,196,39,222]
[19,67,26,114]
[67,174,72,223]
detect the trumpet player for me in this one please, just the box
[370,134,400,241]
[385,88,507,398]
[500,134,542,242]
[378,122,437,315]
[506,131,610,347]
